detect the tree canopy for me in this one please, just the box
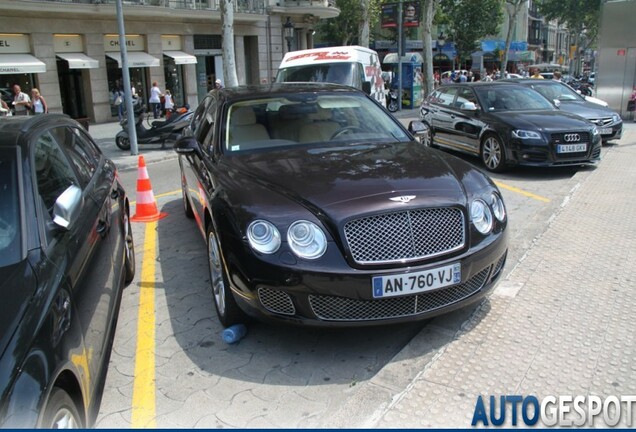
[316,0,381,46]
[537,0,601,47]
[438,0,503,66]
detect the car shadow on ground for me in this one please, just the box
[152,198,490,393]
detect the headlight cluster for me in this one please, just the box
[612,113,621,123]
[591,126,600,136]
[471,193,506,235]
[512,130,542,140]
[247,219,327,259]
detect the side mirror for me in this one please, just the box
[553,99,561,108]
[460,102,478,111]
[174,136,202,157]
[362,81,372,95]
[408,120,428,135]
[52,185,83,230]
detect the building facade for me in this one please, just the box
[0,0,338,123]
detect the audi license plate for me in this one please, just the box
[557,143,587,153]
[372,263,461,298]
[600,128,613,135]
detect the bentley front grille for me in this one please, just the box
[343,207,465,264]
[308,267,490,322]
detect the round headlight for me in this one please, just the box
[287,220,327,259]
[471,200,493,234]
[247,220,281,254]
[490,192,506,222]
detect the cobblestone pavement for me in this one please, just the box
[357,124,636,428]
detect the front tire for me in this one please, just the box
[207,225,246,327]
[123,209,135,285]
[388,98,399,113]
[481,134,506,172]
[40,388,83,429]
[115,134,130,150]
[181,177,194,219]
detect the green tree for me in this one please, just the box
[316,0,381,46]
[439,0,503,68]
[537,0,601,75]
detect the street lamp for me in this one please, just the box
[283,17,294,52]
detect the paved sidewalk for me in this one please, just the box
[345,124,636,427]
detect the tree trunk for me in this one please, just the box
[220,0,239,87]
[358,0,370,47]
[501,1,524,75]
[421,0,435,98]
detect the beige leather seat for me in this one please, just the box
[229,106,270,146]
[298,107,340,143]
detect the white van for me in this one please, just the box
[275,46,387,107]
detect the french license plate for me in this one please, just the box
[600,128,612,135]
[557,143,587,153]
[372,263,461,298]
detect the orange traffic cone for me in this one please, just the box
[131,155,168,222]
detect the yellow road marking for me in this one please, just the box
[131,221,158,428]
[494,181,551,203]
[130,189,180,206]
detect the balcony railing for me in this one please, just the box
[36,0,266,14]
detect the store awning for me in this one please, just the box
[163,51,197,65]
[56,53,99,69]
[106,52,160,68]
[383,52,424,64]
[0,54,46,74]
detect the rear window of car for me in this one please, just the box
[0,148,21,266]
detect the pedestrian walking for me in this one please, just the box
[149,81,163,119]
[12,84,31,116]
[112,87,124,121]
[30,88,48,114]
[163,89,174,118]
[627,87,636,122]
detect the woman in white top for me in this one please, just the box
[30,88,48,115]
[148,81,163,119]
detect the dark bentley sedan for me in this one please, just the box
[175,83,508,328]
[0,115,135,427]
[504,79,622,143]
[419,82,602,172]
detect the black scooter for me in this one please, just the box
[115,106,193,150]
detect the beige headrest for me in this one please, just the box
[232,106,256,126]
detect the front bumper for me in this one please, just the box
[226,231,509,327]
[506,132,602,168]
[598,121,622,142]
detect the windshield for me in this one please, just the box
[276,62,357,87]
[223,92,411,153]
[475,86,556,112]
[529,82,582,102]
[0,149,21,267]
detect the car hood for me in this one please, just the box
[0,259,36,360]
[558,101,616,119]
[489,110,593,132]
[222,142,481,225]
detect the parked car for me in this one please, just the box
[0,115,135,427]
[174,83,508,328]
[505,78,622,143]
[419,82,602,172]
